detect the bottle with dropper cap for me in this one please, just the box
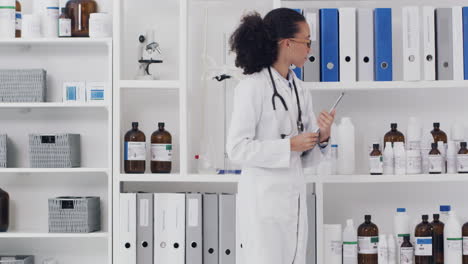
[358,215,379,264]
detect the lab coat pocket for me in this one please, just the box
[257,183,299,223]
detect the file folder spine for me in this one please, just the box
[374,8,393,81]
[320,8,340,82]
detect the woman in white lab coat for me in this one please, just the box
[227,8,335,264]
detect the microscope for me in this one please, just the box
[136,30,163,80]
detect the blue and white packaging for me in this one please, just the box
[63,82,86,102]
[86,81,106,102]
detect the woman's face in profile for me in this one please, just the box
[290,21,311,68]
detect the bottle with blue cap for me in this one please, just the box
[394,208,410,264]
[440,205,451,223]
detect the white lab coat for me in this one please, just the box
[227,67,329,264]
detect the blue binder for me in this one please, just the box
[292,8,304,80]
[320,8,339,82]
[463,7,468,80]
[374,8,393,81]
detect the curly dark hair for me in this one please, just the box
[229,8,306,75]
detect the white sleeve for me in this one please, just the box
[301,87,330,168]
[226,78,291,168]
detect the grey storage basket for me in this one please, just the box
[0,69,46,102]
[29,134,80,168]
[0,135,6,168]
[48,196,101,233]
[0,256,34,264]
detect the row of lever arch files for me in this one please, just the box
[119,192,237,264]
[119,192,318,264]
[299,6,468,82]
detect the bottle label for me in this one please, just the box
[400,247,414,264]
[0,6,15,21]
[358,236,379,254]
[457,154,468,173]
[125,142,146,161]
[447,237,462,251]
[463,237,468,255]
[343,242,358,258]
[15,11,21,30]
[414,237,432,256]
[151,144,172,162]
[428,155,442,173]
[369,156,383,174]
[395,156,406,174]
[406,153,422,174]
[329,240,342,256]
[59,19,71,37]
[383,154,394,174]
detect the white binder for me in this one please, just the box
[422,6,436,81]
[169,193,186,264]
[402,6,421,81]
[120,193,137,264]
[339,8,357,81]
[154,193,170,264]
[452,6,464,80]
[357,8,374,81]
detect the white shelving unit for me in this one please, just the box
[0,0,113,262]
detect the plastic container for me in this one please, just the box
[447,141,457,174]
[0,0,16,39]
[89,13,111,38]
[388,234,397,264]
[444,211,462,264]
[383,142,395,175]
[22,14,41,38]
[394,208,410,263]
[394,142,406,175]
[343,219,358,264]
[324,224,342,264]
[42,0,59,37]
[379,234,389,264]
[337,117,355,175]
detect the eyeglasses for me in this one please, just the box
[288,38,312,48]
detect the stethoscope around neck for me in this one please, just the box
[267,67,304,139]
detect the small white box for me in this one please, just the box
[63,82,86,102]
[86,82,106,102]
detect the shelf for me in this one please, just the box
[0,38,112,47]
[316,174,468,183]
[119,173,240,183]
[0,231,109,238]
[119,80,180,89]
[0,168,109,174]
[302,80,468,91]
[0,102,109,110]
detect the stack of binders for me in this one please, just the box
[119,192,237,264]
[0,69,46,102]
[48,196,101,233]
[29,134,81,168]
[301,6,468,82]
[0,135,6,168]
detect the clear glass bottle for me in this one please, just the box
[0,188,9,232]
[15,0,21,38]
[431,214,444,264]
[151,122,172,173]
[358,215,379,264]
[431,123,448,144]
[58,7,71,37]
[415,215,433,264]
[65,0,97,37]
[384,123,405,146]
[124,122,146,173]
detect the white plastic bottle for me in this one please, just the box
[379,234,389,264]
[438,141,447,173]
[343,219,358,264]
[440,205,451,223]
[384,142,395,175]
[447,141,458,174]
[330,123,338,175]
[394,142,407,175]
[421,129,433,174]
[444,211,462,264]
[388,234,397,264]
[337,117,355,175]
[406,148,422,175]
[324,224,342,264]
[394,208,410,263]
[406,117,422,175]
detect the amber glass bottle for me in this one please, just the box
[415,215,433,264]
[0,188,9,232]
[429,143,442,174]
[66,0,97,37]
[124,122,146,173]
[431,214,444,264]
[358,215,378,264]
[384,123,405,146]
[369,144,383,175]
[431,123,448,144]
[15,0,21,38]
[400,235,414,264]
[462,220,468,263]
[459,142,468,174]
[151,122,172,173]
